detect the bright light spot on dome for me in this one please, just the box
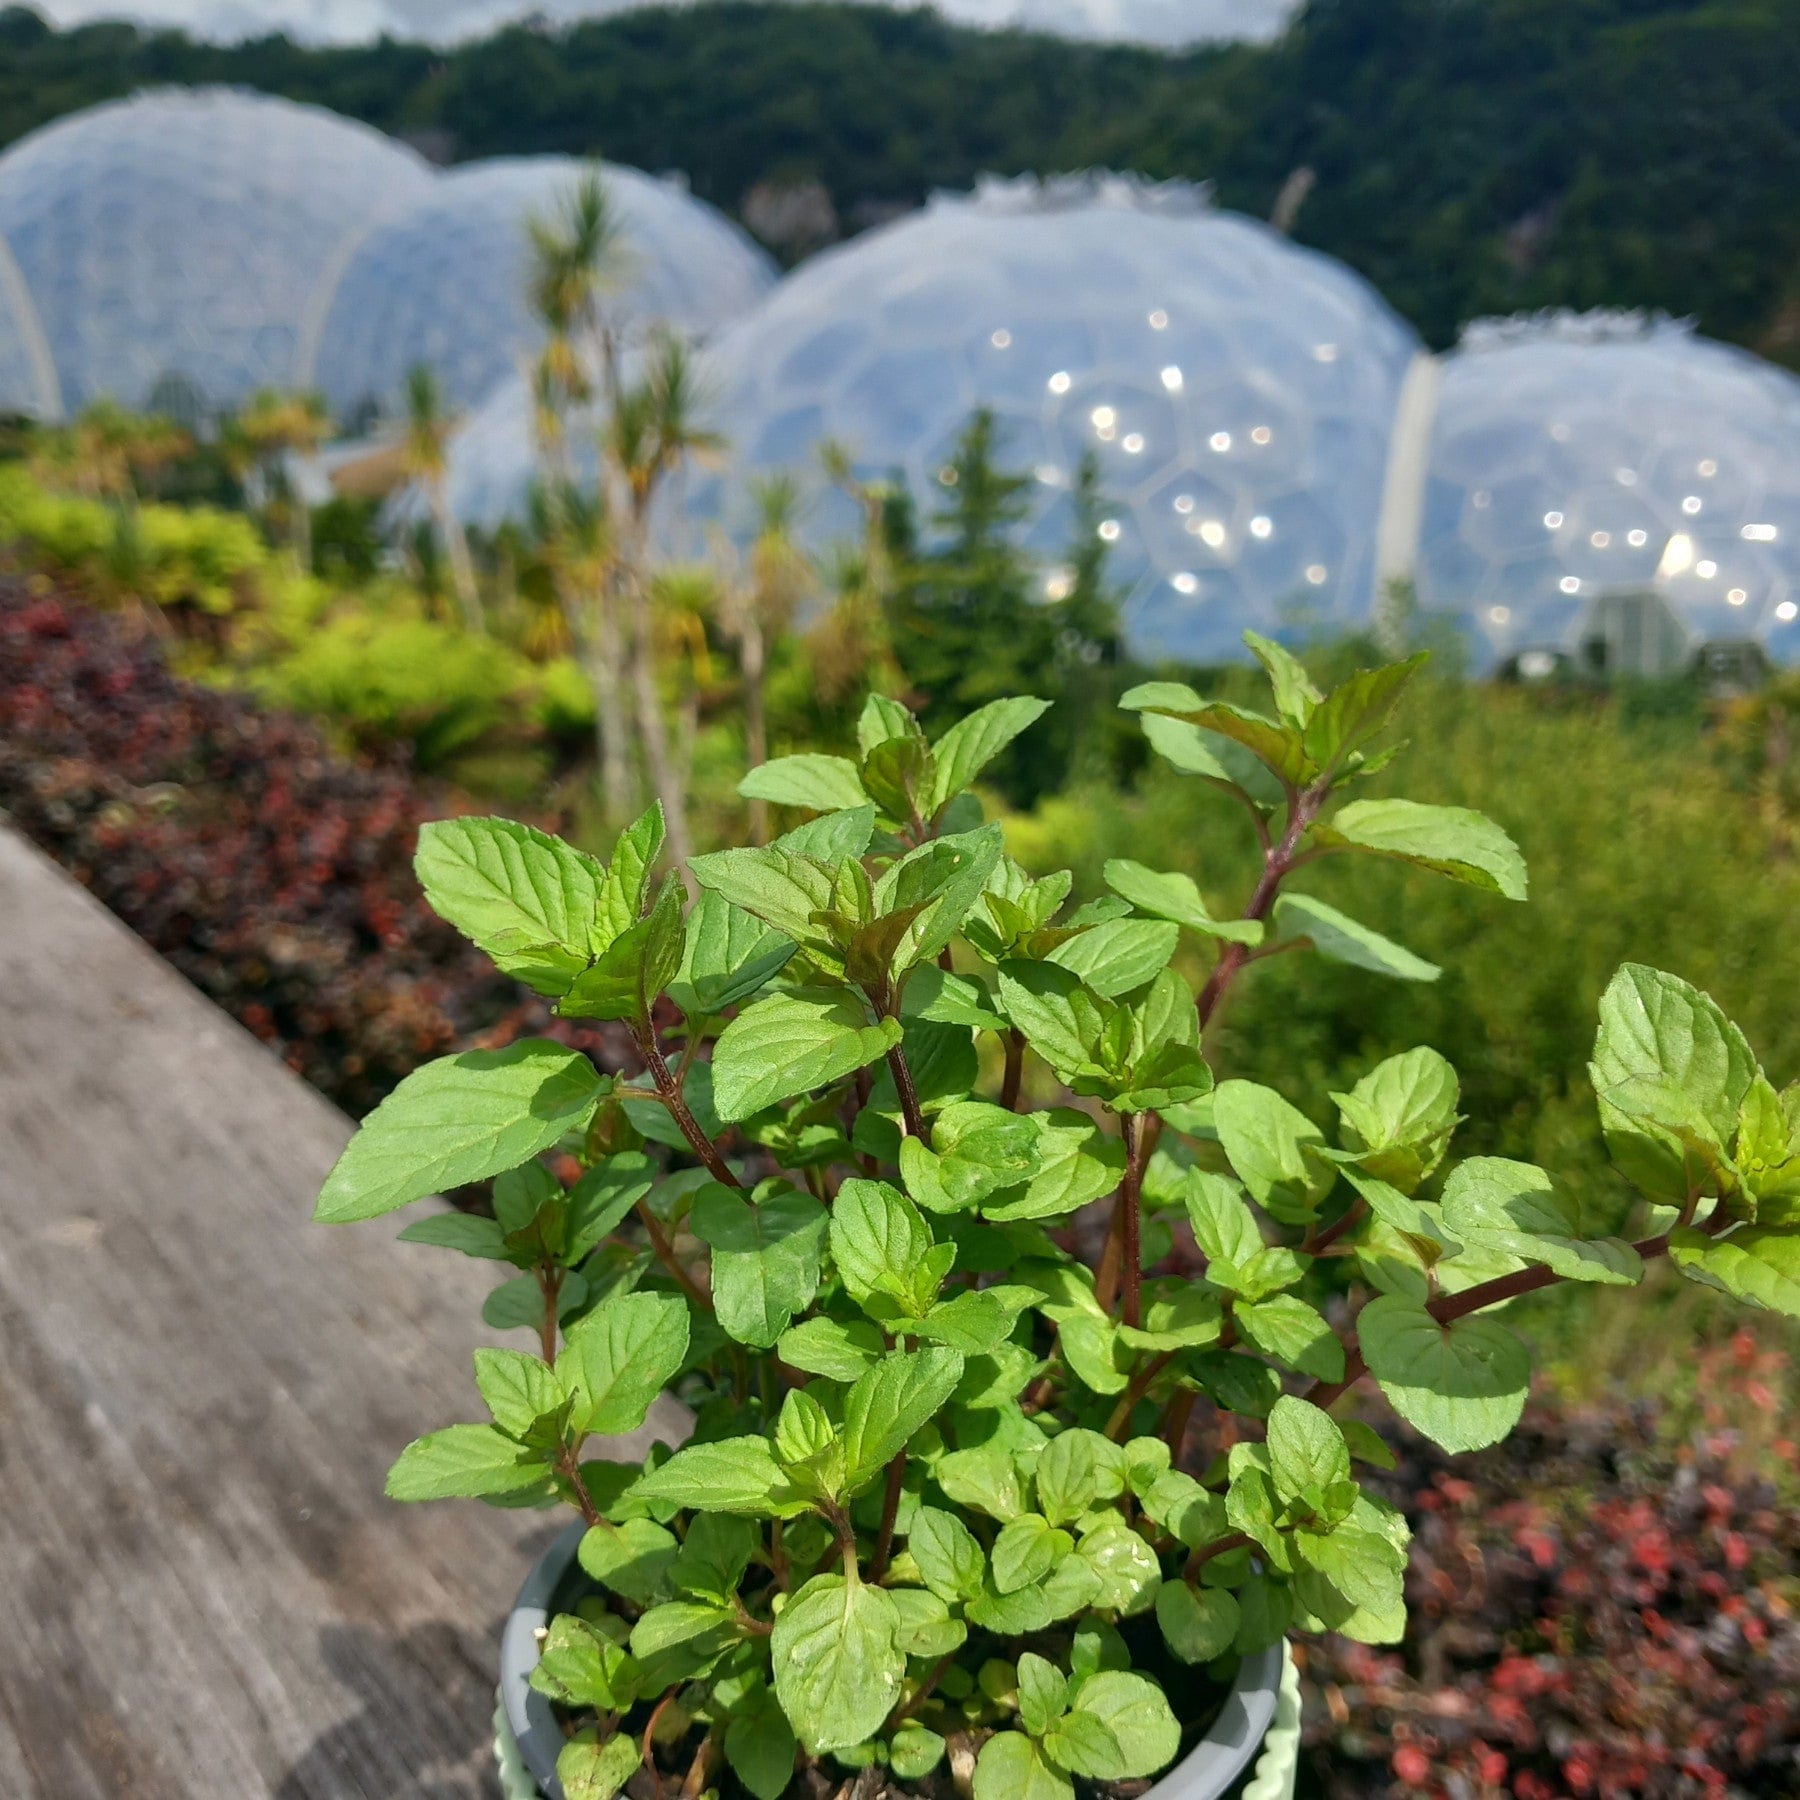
[1250,515,1273,539]
[1628,529,1649,547]
[1682,495,1704,515]
[1616,468,1638,486]
[1251,426,1272,445]
[1148,309,1169,330]
[1312,343,1338,363]
[1160,366,1184,393]
[1048,371,1072,395]
[1035,464,1062,486]
[1728,588,1749,606]
[1519,650,1557,679]
[990,328,1012,349]
[1173,494,1195,515]
[1779,601,1799,622]
[1091,406,1117,430]
[1306,564,1329,586]
[1559,576,1581,595]
[1172,572,1199,596]
[1544,511,1564,529]
[1488,605,1511,624]
[1043,567,1075,601]
[1472,490,1492,509]
[1591,531,1611,548]
[1549,422,1571,442]
[1199,520,1227,548]
[1098,519,1122,543]
[938,466,957,487]
[1744,523,1778,542]
[1659,533,1696,578]
[1698,458,1718,477]
[1209,431,1232,452]
[1697,559,1718,579]
[1122,433,1145,455]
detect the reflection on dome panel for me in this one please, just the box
[308,157,775,420]
[0,88,434,415]
[676,174,1421,657]
[1419,315,1800,666]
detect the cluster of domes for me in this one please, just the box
[0,88,774,425]
[5,89,1800,671]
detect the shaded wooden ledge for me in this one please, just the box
[0,825,688,1799]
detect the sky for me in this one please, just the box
[32,0,1300,50]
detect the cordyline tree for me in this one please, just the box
[316,633,1800,1800]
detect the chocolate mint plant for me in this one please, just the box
[317,635,1800,1800]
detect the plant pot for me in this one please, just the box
[495,1523,1300,1800]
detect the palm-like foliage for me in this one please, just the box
[224,388,332,568]
[402,364,481,632]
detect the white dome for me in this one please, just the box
[0,87,433,417]
[443,174,1423,659]
[1418,314,1800,667]
[304,155,776,421]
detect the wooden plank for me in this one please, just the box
[0,825,686,1799]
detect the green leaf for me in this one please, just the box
[1440,1157,1642,1285]
[967,1554,1100,1634]
[1156,1581,1239,1664]
[1182,1171,1265,1269]
[1102,860,1263,944]
[1332,1047,1461,1193]
[1212,1079,1333,1225]
[739,753,869,812]
[1264,1396,1351,1502]
[598,803,667,944]
[891,1725,947,1782]
[473,1347,568,1439]
[725,1691,798,1800]
[1669,1225,1800,1317]
[1057,1671,1180,1779]
[974,1731,1074,1800]
[414,815,604,995]
[384,1424,550,1501]
[1046,918,1181,997]
[557,874,686,1024]
[830,1179,944,1320]
[1234,1293,1344,1380]
[1135,708,1284,805]
[770,1574,905,1754]
[1315,798,1527,901]
[556,1731,642,1800]
[1301,655,1427,773]
[910,1287,1036,1354]
[556,1290,690,1438]
[984,1110,1125,1223]
[691,1183,828,1348]
[1273,892,1440,983]
[671,889,796,1016]
[315,1041,603,1224]
[992,1513,1059,1594]
[908,1505,987,1601]
[483,1269,585,1333]
[689,843,836,945]
[889,1586,967,1658]
[996,961,1111,1089]
[629,1599,741,1686]
[842,1347,965,1489]
[528,1614,637,1711]
[1246,629,1324,726]
[1034,1429,1108,1526]
[935,1445,1029,1522]
[1077,1519,1162,1615]
[776,1316,885,1381]
[1015,1651,1069,1737]
[397,1210,511,1259]
[876,824,1006,973]
[1357,1293,1531,1451]
[630,1436,810,1517]
[578,1518,678,1605]
[925,697,1051,814]
[777,803,879,862]
[712,988,902,1122]
[1590,964,1758,1206]
[565,1154,658,1262]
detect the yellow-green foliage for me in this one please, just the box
[0,464,268,615]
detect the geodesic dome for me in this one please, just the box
[441,174,1422,658]
[0,87,433,418]
[303,156,776,423]
[1416,313,1800,670]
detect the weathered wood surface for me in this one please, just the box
[0,825,686,1799]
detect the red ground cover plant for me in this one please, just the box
[0,579,627,1113]
[1300,1330,1800,1800]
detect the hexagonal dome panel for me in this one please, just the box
[304,156,777,422]
[444,174,1422,661]
[1418,314,1800,668]
[0,87,433,417]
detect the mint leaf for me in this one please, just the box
[384,1423,550,1501]
[557,875,685,1024]
[1056,1671,1179,1780]
[908,1506,987,1601]
[992,1513,1059,1593]
[1102,859,1263,945]
[1046,917,1180,998]
[414,815,603,995]
[776,1316,884,1381]
[1357,1293,1530,1452]
[1212,1079,1332,1225]
[927,697,1051,814]
[830,1179,946,1319]
[397,1211,510,1259]
[672,888,796,1015]
[841,1347,965,1489]
[1234,1293,1343,1380]
[316,1041,603,1223]
[1314,798,1527,901]
[1440,1157,1642,1285]
[472,1347,567,1438]
[739,753,868,812]
[577,1518,678,1605]
[974,1731,1073,1800]
[1264,1396,1351,1501]
[631,1436,811,1517]
[712,988,901,1121]
[691,1182,828,1348]
[1331,1047,1461,1193]
[556,1731,642,1800]
[724,1690,797,1800]
[556,1290,691,1437]
[770,1574,905,1754]
[1155,1581,1239,1664]
[1669,1225,1800,1317]
[1273,892,1440,983]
